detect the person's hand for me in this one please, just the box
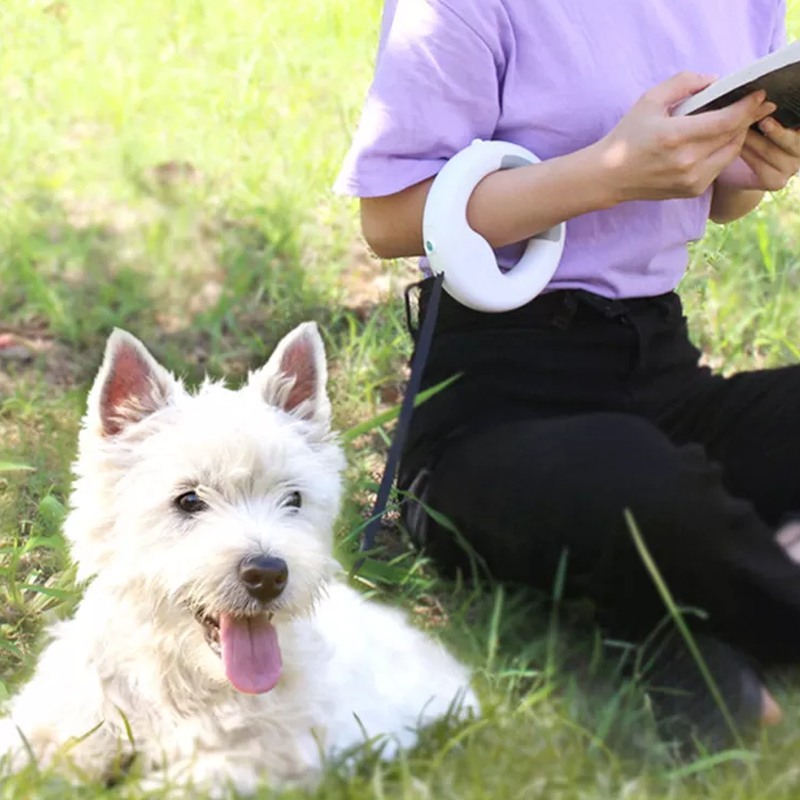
[595,72,775,203]
[715,116,800,192]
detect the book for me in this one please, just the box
[673,39,800,129]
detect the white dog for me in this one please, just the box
[0,324,479,795]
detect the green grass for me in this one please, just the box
[3,0,800,797]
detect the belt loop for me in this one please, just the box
[552,292,579,329]
[574,289,629,320]
[664,292,681,323]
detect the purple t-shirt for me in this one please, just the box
[335,0,787,299]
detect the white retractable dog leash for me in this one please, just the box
[357,140,566,564]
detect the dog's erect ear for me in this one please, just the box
[248,322,331,428]
[87,329,177,437]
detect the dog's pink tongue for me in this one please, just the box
[219,614,282,694]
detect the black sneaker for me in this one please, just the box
[638,632,765,755]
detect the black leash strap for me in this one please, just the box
[356,271,445,569]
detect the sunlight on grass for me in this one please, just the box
[3,0,800,797]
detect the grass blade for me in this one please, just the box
[18,584,74,601]
[0,638,23,658]
[486,586,504,673]
[666,749,759,779]
[624,509,744,750]
[341,374,461,444]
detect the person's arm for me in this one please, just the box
[361,74,773,260]
[708,1,791,225]
[711,116,800,223]
[361,145,616,259]
[709,186,765,224]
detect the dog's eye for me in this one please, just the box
[283,491,302,510]
[175,491,207,514]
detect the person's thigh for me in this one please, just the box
[409,411,800,664]
[649,363,800,528]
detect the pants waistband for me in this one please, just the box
[405,276,683,341]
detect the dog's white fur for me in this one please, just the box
[0,324,479,795]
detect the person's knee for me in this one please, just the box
[425,412,702,533]
[406,412,723,585]
[571,413,715,540]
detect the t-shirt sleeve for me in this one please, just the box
[334,0,504,198]
[769,0,787,52]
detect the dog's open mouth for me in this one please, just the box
[194,608,280,695]
[196,610,223,656]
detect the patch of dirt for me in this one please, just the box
[63,119,110,152]
[57,189,161,237]
[412,594,450,630]
[0,335,34,366]
[0,327,88,395]
[340,241,418,315]
[43,1,69,21]
[144,160,203,190]
[57,159,204,238]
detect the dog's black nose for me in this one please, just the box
[238,556,288,603]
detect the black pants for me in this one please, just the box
[398,279,800,668]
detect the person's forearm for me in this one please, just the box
[466,143,621,249]
[360,142,620,259]
[709,184,764,223]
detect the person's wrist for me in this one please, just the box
[580,139,631,209]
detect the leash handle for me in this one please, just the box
[356,272,444,568]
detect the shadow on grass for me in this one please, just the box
[0,180,399,391]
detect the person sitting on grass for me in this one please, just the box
[335,0,800,751]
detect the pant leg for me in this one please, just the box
[646,363,800,528]
[407,411,800,667]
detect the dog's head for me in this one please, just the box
[65,323,345,695]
